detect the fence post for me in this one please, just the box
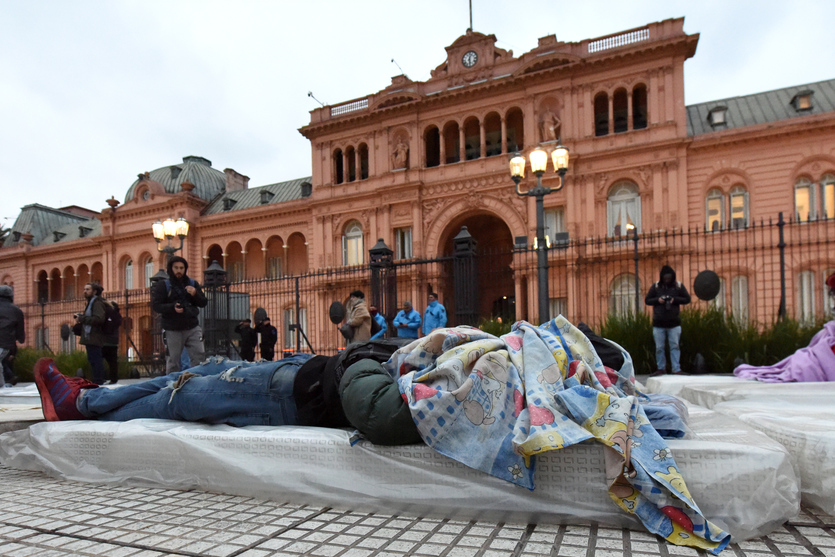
[777,212,787,321]
[632,227,640,313]
[369,238,396,333]
[453,226,478,326]
[203,260,230,358]
[295,277,301,352]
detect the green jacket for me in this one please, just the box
[338,359,422,446]
[78,296,107,347]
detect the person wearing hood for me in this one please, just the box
[645,265,691,376]
[0,285,24,387]
[344,290,372,343]
[151,256,208,373]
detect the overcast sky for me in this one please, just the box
[2,0,834,229]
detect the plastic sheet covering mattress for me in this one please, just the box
[665,380,835,514]
[645,374,746,397]
[0,407,798,542]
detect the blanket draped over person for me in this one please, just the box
[734,320,835,382]
[388,317,730,554]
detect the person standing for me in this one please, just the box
[344,290,372,343]
[422,293,447,336]
[151,256,208,374]
[0,285,24,387]
[369,305,387,340]
[75,282,107,385]
[645,265,691,376]
[392,301,421,339]
[234,319,257,362]
[257,317,278,360]
[101,300,122,385]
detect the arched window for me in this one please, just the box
[333,148,344,184]
[795,177,814,222]
[613,88,628,133]
[798,270,815,323]
[607,182,641,237]
[342,221,364,266]
[346,146,356,182]
[711,277,726,310]
[443,122,460,164]
[63,266,75,300]
[424,126,440,168]
[124,260,134,290]
[287,233,308,275]
[706,188,725,231]
[505,108,524,152]
[729,186,749,229]
[484,112,502,157]
[821,174,835,219]
[731,276,749,323]
[594,93,609,137]
[36,270,48,302]
[463,116,480,160]
[610,274,640,317]
[358,143,369,180]
[632,84,648,130]
[144,257,155,287]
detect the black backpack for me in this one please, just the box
[102,300,122,335]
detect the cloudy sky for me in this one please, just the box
[1,0,833,229]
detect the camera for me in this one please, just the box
[662,296,673,310]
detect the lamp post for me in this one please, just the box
[152,217,189,262]
[510,142,569,324]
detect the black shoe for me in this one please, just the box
[107,379,118,385]
[9,375,18,386]
[650,369,667,377]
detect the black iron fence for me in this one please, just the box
[18,213,835,373]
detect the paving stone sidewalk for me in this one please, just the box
[0,464,833,557]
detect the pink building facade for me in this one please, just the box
[2,18,834,358]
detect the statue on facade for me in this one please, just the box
[392,140,409,169]
[539,109,561,142]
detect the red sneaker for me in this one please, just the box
[34,358,98,421]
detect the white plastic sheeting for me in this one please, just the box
[651,377,835,514]
[0,406,798,542]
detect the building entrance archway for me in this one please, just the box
[439,213,515,325]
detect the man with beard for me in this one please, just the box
[152,256,208,373]
[74,282,107,385]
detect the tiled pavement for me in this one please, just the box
[1,464,834,557]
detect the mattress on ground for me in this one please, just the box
[668,381,835,515]
[0,406,798,542]
[645,374,746,397]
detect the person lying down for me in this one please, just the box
[35,318,729,554]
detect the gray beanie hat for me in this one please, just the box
[0,285,13,300]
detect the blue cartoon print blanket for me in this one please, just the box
[387,317,730,554]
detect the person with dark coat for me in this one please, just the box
[101,300,122,384]
[75,282,108,385]
[645,265,691,376]
[257,317,278,361]
[151,256,208,374]
[234,319,257,362]
[0,285,25,387]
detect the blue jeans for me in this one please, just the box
[653,326,682,372]
[85,344,105,385]
[76,354,312,426]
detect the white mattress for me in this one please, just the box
[0,405,798,542]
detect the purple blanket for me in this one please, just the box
[734,321,835,382]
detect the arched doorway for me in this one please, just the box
[439,213,515,325]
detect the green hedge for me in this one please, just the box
[600,308,826,375]
[12,347,134,382]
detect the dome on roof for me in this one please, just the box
[124,156,226,202]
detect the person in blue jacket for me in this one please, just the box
[422,293,447,335]
[392,301,421,339]
[369,305,387,340]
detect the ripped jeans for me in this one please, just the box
[76,354,312,427]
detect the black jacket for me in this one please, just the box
[151,258,208,331]
[645,265,691,328]
[0,298,25,350]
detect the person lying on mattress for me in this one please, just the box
[34,337,424,446]
[734,271,835,382]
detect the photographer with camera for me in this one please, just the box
[151,256,208,373]
[645,265,691,377]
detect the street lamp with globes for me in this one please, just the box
[152,217,189,262]
[510,142,569,324]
